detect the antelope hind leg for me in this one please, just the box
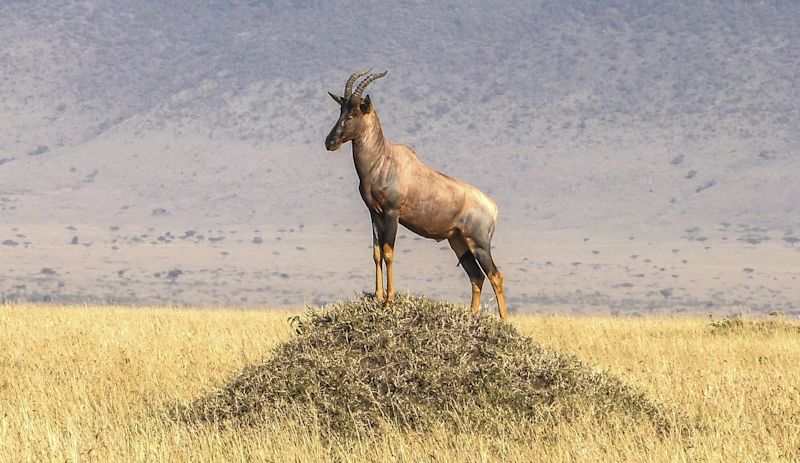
[463,254,485,314]
[449,236,485,313]
[488,272,507,319]
[473,247,508,319]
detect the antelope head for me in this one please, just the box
[325,70,387,151]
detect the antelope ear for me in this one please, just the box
[360,94,372,113]
[328,92,344,104]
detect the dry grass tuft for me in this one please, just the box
[709,317,800,335]
[183,294,676,435]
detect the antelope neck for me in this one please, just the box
[352,115,389,178]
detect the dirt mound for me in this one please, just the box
[183,294,674,434]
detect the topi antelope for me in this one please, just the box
[325,70,508,318]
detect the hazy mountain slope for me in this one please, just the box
[2,0,797,232]
[1,1,798,310]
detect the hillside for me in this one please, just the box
[1,1,798,311]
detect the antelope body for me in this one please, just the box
[325,71,508,318]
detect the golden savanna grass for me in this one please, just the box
[1,303,798,462]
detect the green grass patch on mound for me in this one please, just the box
[183,295,677,435]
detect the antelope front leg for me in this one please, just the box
[373,243,384,300]
[382,210,399,306]
[371,213,384,300]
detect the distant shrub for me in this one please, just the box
[695,180,716,193]
[27,145,49,157]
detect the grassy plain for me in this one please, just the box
[1,303,798,462]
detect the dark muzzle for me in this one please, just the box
[325,135,342,151]
[325,126,344,151]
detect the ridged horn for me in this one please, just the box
[352,71,387,99]
[344,69,371,99]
